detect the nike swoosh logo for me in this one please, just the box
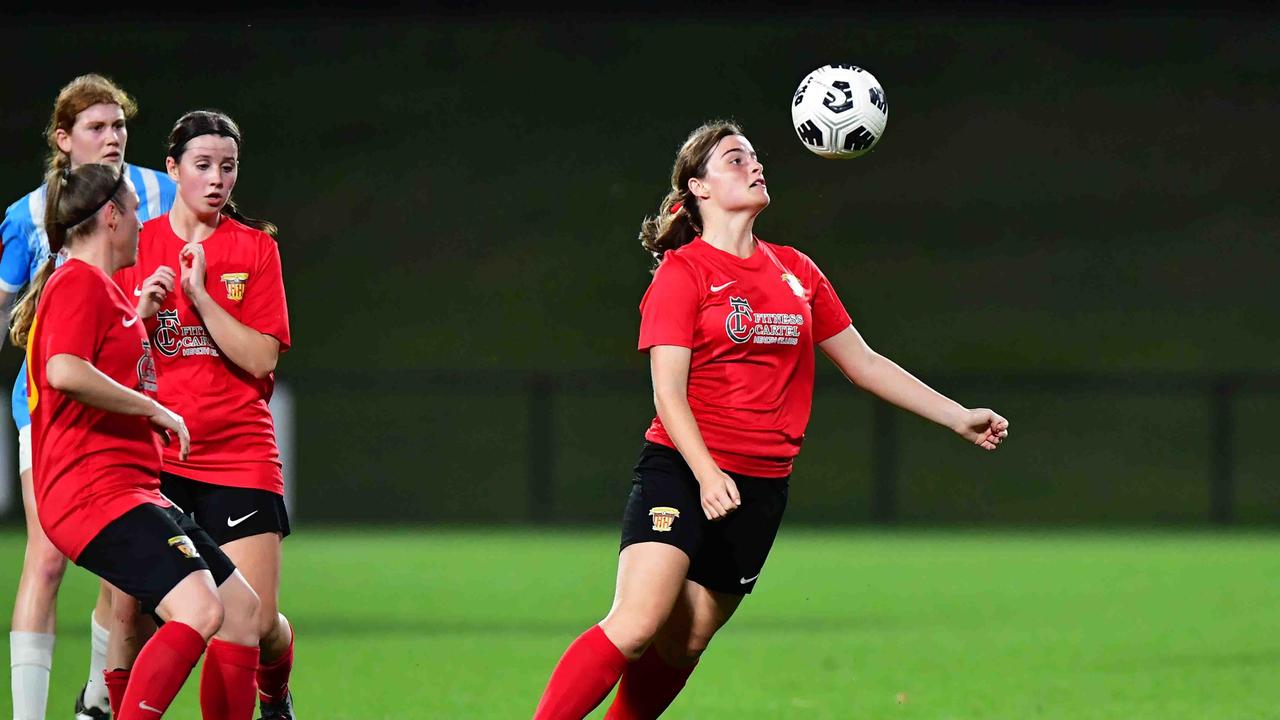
[133,285,143,297]
[227,511,259,527]
[139,700,163,714]
[122,315,139,328]
[710,281,737,292]
[739,573,761,584]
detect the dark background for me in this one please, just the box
[1,7,1276,525]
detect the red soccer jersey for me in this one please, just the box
[28,259,167,561]
[638,237,852,477]
[115,215,291,494]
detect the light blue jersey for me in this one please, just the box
[1,163,176,429]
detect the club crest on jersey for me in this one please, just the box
[649,507,680,533]
[221,272,249,301]
[781,273,808,300]
[153,310,181,357]
[725,297,755,344]
[168,535,199,559]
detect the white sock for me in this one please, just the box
[10,631,55,720]
[82,614,111,711]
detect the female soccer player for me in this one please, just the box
[11,162,261,719]
[1,73,175,720]
[114,109,295,720]
[532,121,1010,720]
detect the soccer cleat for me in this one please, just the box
[257,691,295,720]
[74,684,111,719]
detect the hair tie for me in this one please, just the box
[670,201,683,215]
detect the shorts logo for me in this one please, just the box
[168,535,200,559]
[221,272,249,301]
[649,506,680,533]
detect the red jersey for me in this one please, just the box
[28,259,167,561]
[115,215,291,494]
[638,237,852,477]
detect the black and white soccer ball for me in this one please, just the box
[791,64,888,159]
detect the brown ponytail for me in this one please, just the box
[639,120,744,269]
[9,164,128,347]
[167,109,278,238]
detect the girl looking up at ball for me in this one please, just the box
[532,120,1009,720]
[113,109,295,720]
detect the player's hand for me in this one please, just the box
[179,242,207,302]
[696,468,741,521]
[954,408,1009,451]
[136,266,176,319]
[148,400,190,461]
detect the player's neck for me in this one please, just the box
[168,200,221,244]
[64,239,117,275]
[700,214,757,259]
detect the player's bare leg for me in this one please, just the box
[114,570,223,719]
[599,543,691,659]
[222,532,295,718]
[533,542,690,720]
[604,580,742,719]
[11,467,65,720]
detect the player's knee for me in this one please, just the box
[256,609,284,643]
[26,543,67,587]
[600,616,662,660]
[184,593,226,640]
[653,628,711,665]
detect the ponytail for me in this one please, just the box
[8,259,54,348]
[638,120,743,269]
[9,163,128,348]
[223,200,278,238]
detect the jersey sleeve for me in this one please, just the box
[0,207,34,294]
[240,237,291,352]
[39,269,107,361]
[798,251,852,343]
[638,254,701,351]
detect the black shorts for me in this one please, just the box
[620,442,789,595]
[161,472,291,546]
[76,503,237,615]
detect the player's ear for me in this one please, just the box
[688,177,710,201]
[54,128,73,155]
[165,156,179,181]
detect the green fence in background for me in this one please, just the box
[286,369,1280,525]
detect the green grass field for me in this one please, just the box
[3,527,1279,719]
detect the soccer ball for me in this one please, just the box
[791,64,888,159]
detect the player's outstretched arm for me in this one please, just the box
[817,325,1009,451]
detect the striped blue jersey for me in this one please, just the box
[2,163,175,429]
[1,164,175,293]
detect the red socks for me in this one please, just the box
[200,638,260,720]
[117,621,206,720]
[533,625,629,720]
[105,668,131,717]
[604,645,697,720]
[257,626,294,704]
